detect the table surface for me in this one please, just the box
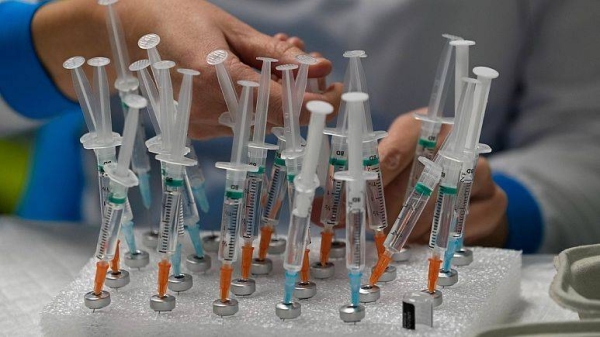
[0,217,578,337]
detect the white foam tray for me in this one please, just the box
[41,233,521,337]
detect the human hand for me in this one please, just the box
[33,0,342,139]
[378,108,508,247]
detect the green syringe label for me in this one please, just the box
[363,156,380,166]
[330,157,347,166]
[418,138,437,149]
[108,194,126,204]
[414,182,432,196]
[226,190,244,199]
[439,185,457,195]
[165,178,184,187]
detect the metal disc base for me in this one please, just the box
[359,284,381,303]
[437,268,458,287]
[124,250,150,269]
[421,289,443,307]
[294,281,317,299]
[142,230,159,249]
[231,278,256,296]
[392,247,411,262]
[251,258,273,275]
[84,290,111,310]
[453,248,474,266]
[150,294,176,312]
[202,234,220,253]
[212,299,239,316]
[168,274,193,292]
[268,238,286,255]
[373,265,397,283]
[310,262,335,279]
[339,304,366,323]
[105,269,130,289]
[275,302,301,320]
[186,254,212,273]
[330,240,346,259]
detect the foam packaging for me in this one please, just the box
[41,232,521,336]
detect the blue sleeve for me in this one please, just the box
[493,172,544,253]
[0,1,78,119]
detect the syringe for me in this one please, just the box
[368,159,443,288]
[275,101,332,320]
[231,57,278,297]
[424,79,478,298]
[150,61,200,312]
[83,94,144,310]
[212,80,259,317]
[98,0,153,211]
[443,67,498,269]
[252,130,288,274]
[336,93,377,324]
[404,35,461,200]
[317,50,367,276]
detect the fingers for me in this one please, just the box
[463,186,508,246]
[470,158,496,200]
[378,110,424,186]
[226,26,332,78]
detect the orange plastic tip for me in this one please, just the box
[374,231,386,258]
[427,257,442,293]
[110,240,121,273]
[157,258,171,297]
[300,249,310,283]
[220,264,234,302]
[241,243,254,280]
[258,226,274,260]
[320,229,334,265]
[93,260,109,295]
[369,250,392,286]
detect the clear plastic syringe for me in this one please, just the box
[150,62,200,312]
[318,50,365,266]
[213,80,259,317]
[369,157,443,286]
[335,93,377,323]
[83,94,143,310]
[207,49,239,122]
[275,100,332,320]
[278,64,305,205]
[443,67,498,270]
[425,78,479,295]
[404,34,462,200]
[98,0,153,210]
[232,57,279,295]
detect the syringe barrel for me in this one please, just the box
[285,155,303,207]
[260,148,287,226]
[405,122,441,199]
[218,170,247,262]
[429,184,457,251]
[345,203,366,272]
[283,198,313,272]
[95,182,127,260]
[182,172,200,226]
[94,147,117,214]
[453,160,475,236]
[320,137,347,226]
[364,140,387,231]
[242,172,264,239]
[384,187,430,253]
[157,163,185,254]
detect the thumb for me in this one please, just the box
[224,25,332,78]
